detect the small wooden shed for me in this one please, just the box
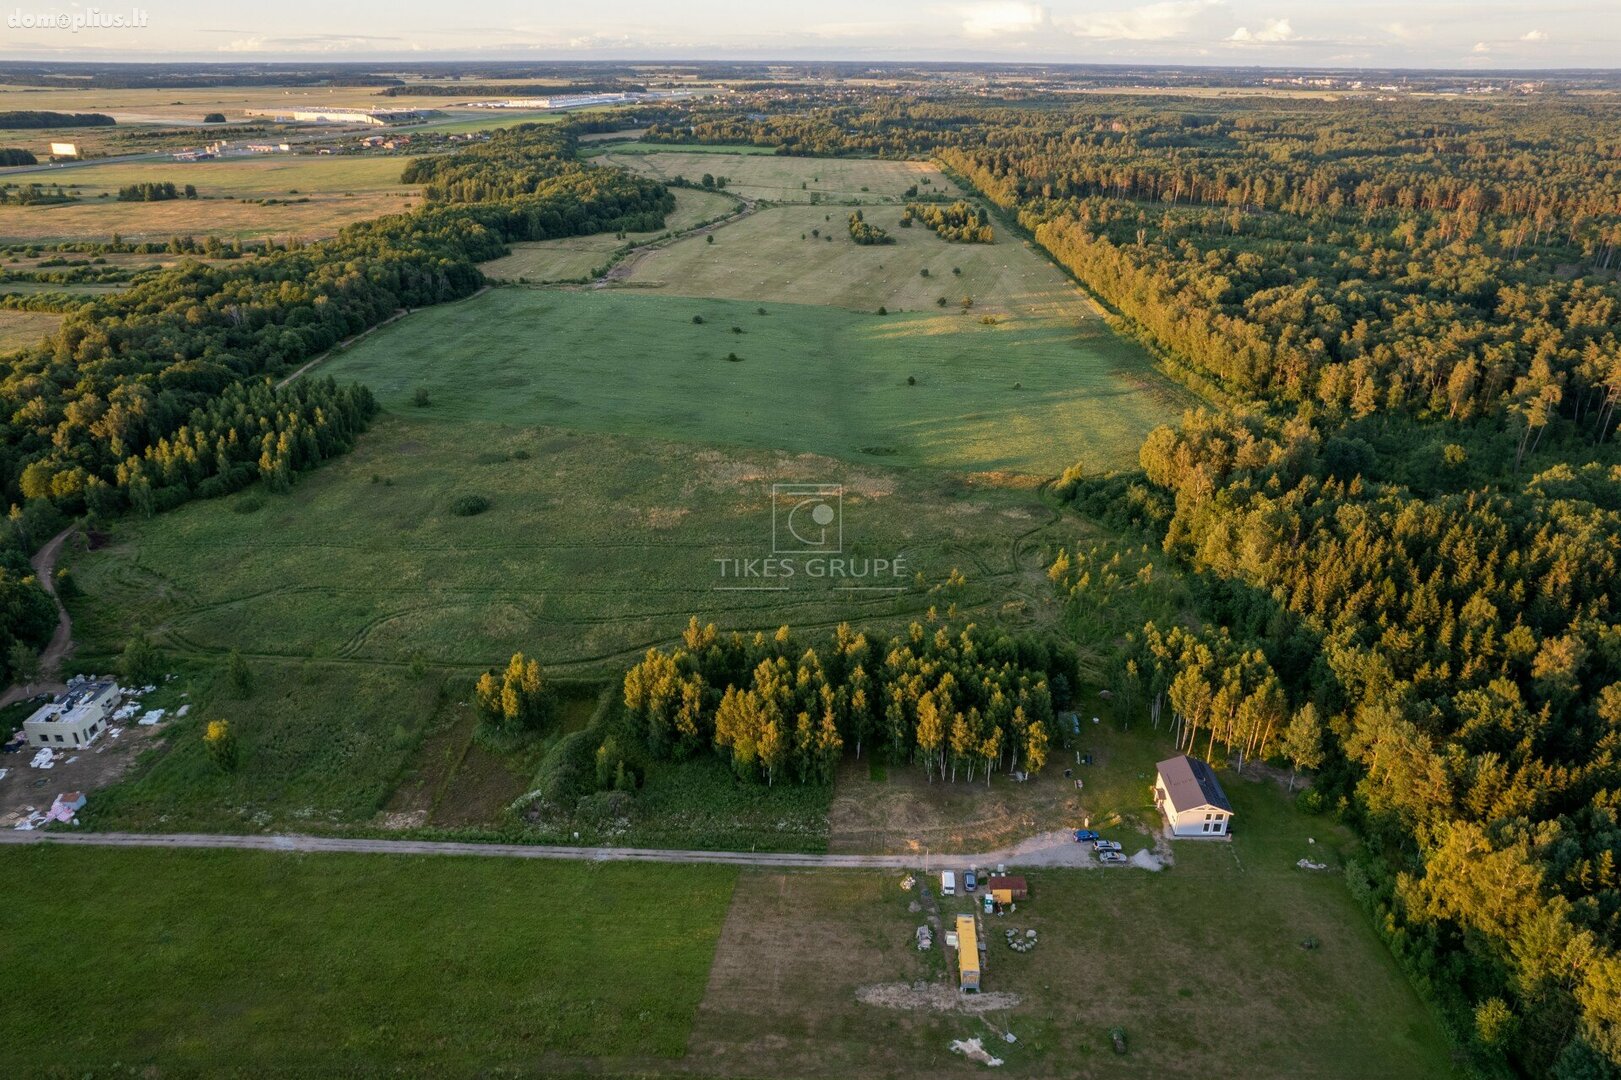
[988,875,1028,903]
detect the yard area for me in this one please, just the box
[0,845,737,1075]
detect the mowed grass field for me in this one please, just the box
[0,156,419,243]
[480,187,740,282]
[324,289,1183,473]
[592,148,955,204]
[0,845,736,1075]
[0,309,61,353]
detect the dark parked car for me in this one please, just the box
[964,870,977,892]
[1073,829,1100,842]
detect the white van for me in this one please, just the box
[941,870,957,896]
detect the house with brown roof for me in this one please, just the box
[1154,754,1234,837]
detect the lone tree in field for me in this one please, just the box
[204,719,239,771]
[120,632,160,684]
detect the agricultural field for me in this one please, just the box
[591,148,955,204]
[620,202,1095,316]
[0,309,61,352]
[319,288,1186,473]
[0,845,736,1075]
[480,187,740,282]
[0,155,419,243]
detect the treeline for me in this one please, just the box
[847,209,892,246]
[0,111,113,128]
[902,200,993,243]
[0,123,674,520]
[116,181,195,202]
[0,183,76,206]
[621,619,1070,786]
[0,149,36,166]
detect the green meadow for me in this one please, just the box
[322,288,1180,474]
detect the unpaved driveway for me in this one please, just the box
[0,525,78,710]
[0,825,1153,871]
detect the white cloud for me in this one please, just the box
[1472,40,1490,53]
[961,2,1049,37]
[219,33,400,53]
[1060,0,1221,42]
[1521,29,1548,42]
[1229,17,1295,43]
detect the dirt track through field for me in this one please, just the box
[0,525,78,709]
[0,826,1125,870]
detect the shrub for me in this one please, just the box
[1297,788,1325,814]
[119,632,160,684]
[227,648,254,697]
[412,387,431,407]
[203,112,226,123]
[725,352,742,362]
[876,306,888,316]
[691,314,704,324]
[204,719,239,771]
[450,494,490,516]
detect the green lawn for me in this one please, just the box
[0,846,735,1075]
[324,288,1184,474]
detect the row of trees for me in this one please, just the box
[621,619,1071,786]
[117,181,194,202]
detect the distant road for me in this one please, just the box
[0,827,1107,870]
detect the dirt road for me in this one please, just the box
[0,525,78,710]
[0,826,1123,869]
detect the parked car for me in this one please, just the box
[1073,829,1100,842]
[964,870,978,892]
[1098,850,1128,864]
[1093,839,1123,853]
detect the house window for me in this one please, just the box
[54,734,63,743]
[72,733,79,744]
[1202,822,1210,833]
[37,734,47,743]
[1205,813,1212,821]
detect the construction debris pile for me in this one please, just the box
[1004,928,1037,953]
[916,925,933,951]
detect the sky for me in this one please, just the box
[2,0,1618,69]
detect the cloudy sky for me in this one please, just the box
[3,0,1617,67]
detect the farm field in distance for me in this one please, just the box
[0,155,421,243]
[0,309,61,351]
[592,147,955,204]
[480,187,740,281]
